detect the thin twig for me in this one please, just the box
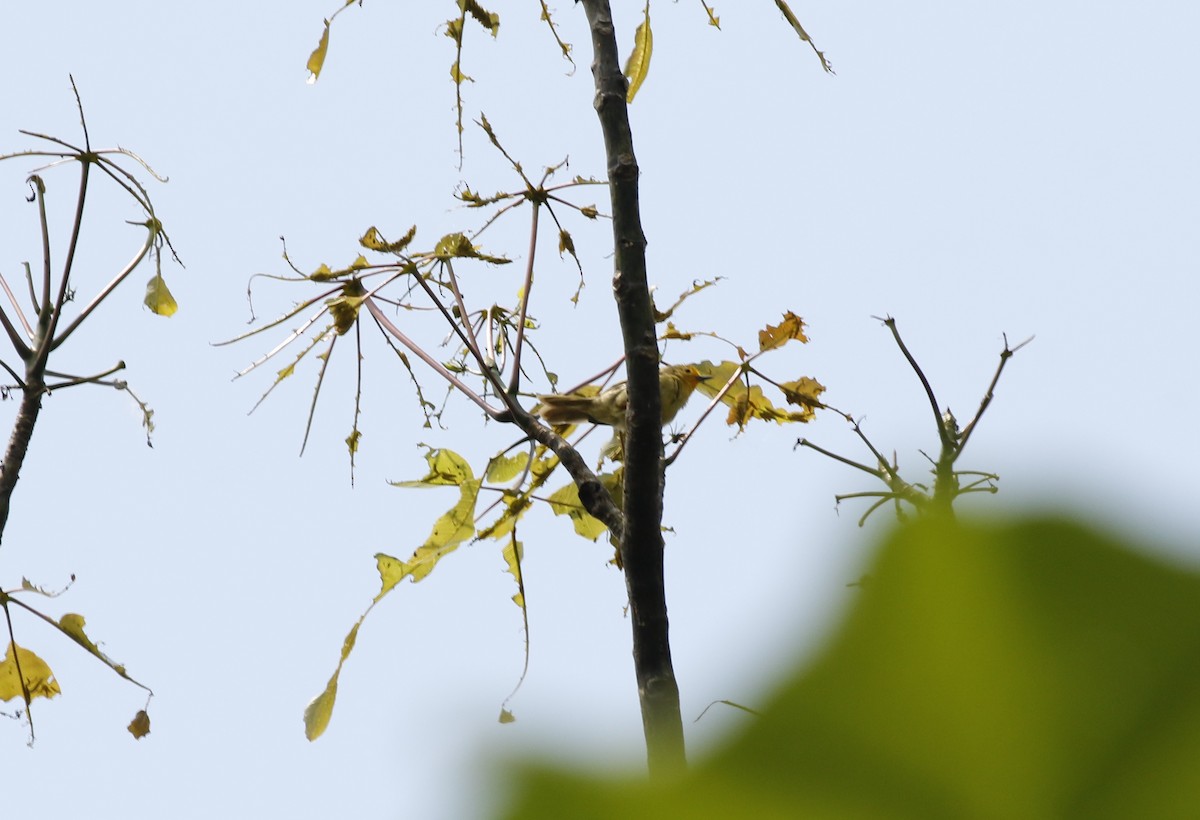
[51,224,156,350]
[364,298,501,419]
[508,201,540,395]
[958,333,1033,450]
[0,272,33,341]
[796,438,886,479]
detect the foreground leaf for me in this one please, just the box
[501,516,1200,819]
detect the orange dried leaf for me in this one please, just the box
[128,709,151,739]
[758,311,808,352]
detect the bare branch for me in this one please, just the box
[957,333,1033,451]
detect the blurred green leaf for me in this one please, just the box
[501,516,1200,819]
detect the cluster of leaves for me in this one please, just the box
[303,1,832,137]
[289,283,826,738]
[500,515,1200,818]
[268,0,839,745]
[219,118,606,484]
[2,579,152,741]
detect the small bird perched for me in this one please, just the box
[535,364,707,432]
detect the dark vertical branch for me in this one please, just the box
[579,0,686,775]
[0,380,45,543]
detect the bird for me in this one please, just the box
[535,364,706,432]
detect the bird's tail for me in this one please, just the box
[535,394,599,425]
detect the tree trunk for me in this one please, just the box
[579,0,687,776]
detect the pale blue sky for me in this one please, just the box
[3,3,1197,818]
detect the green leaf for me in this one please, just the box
[501,516,1200,818]
[623,2,653,103]
[143,273,177,317]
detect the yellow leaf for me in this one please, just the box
[306,20,331,84]
[499,708,516,724]
[477,492,530,542]
[0,642,60,702]
[432,232,510,264]
[547,479,615,541]
[662,321,693,341]
[143,274,177,317]
[392,446,475,488]
[780,376,826,415]
[375,553,408,598]
[304,620,362,741]
[758,311,808,352]
[697,360,819,429]
[59,613,100,654]
[460,0,500,35]
[127,709,151,739]
[450,61,474,84]
[624,2,653,103]
[558,229,575,257]
[379,450,482,587]
[502,536,526,610]
[487,452,531,483]
[326,279,366,335]
[359,225,416,254]
[401,479,481,583]
[304,673,339,741]
[309,263,336,281]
